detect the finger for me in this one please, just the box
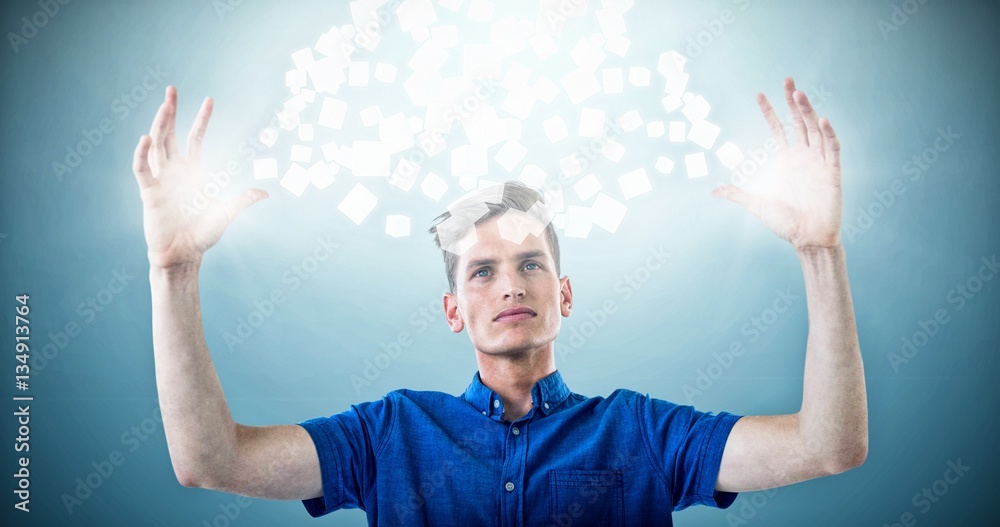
[186,97,213,161]
[132,135,156,189]
[712,185,760,217]
[820,118,841,168]
[148,100,170,168]
[756,93,788,148]
[794,90,824,153]
[164,86,179,158]
[784,77,808,147]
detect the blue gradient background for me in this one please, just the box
[1,0,997,525]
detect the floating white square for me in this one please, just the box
[338,183,378,225]
[685,152,709,179]
[385,215,411,237]
[253,158,278,180]
[618,168,652,199]
[715,141,745,170]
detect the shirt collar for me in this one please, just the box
[461,370,571,420]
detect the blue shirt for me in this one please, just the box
[298,370,741,526]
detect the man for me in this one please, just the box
[132,76,866,526]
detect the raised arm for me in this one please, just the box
[134,86,321,499]
[711,78,868,492]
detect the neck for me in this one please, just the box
[476,344,556,422]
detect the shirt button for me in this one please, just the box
[481,410,487,415]
[543,402,550,410]
[511,427,520,435]
[493,399,500,409]
[505,482,515,492]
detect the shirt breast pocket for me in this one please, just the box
[548,469,624,527]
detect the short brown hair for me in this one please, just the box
[428,181,561,293]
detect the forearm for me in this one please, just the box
[150,261,238,487]
[796,244,868,472]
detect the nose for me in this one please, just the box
[498,269,527,300]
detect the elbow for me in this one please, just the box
[174,468,203,489]
[823,440,868,475]
[172,460,220,489]
[173,462,210,489]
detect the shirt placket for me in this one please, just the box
[499,405,529,527]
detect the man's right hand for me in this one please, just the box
[132,86,267,270]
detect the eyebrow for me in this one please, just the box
[465,251,547,270]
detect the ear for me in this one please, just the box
[559,275,573,317]
[443,292,465,333]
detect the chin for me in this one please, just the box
[479,334,551,356]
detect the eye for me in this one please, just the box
[524,262,541,271]
[474,268,490,278]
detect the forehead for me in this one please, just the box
[457,215,554,266]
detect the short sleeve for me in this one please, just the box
[297,396,396,517]
[637,394,742,511]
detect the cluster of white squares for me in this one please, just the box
[260,4,744,241]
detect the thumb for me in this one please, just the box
[220,188,269,221]
[712,185,759,216]
[202,188,269,234]
[190,189,269,253]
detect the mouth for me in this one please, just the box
[494,307,537,322]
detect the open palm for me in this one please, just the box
[132,87,268,270]
[713,78,842,249]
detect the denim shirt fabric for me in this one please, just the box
[298,370,741,526]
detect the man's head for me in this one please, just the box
[428,182,572,356]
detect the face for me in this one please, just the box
[443,216,572,357]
